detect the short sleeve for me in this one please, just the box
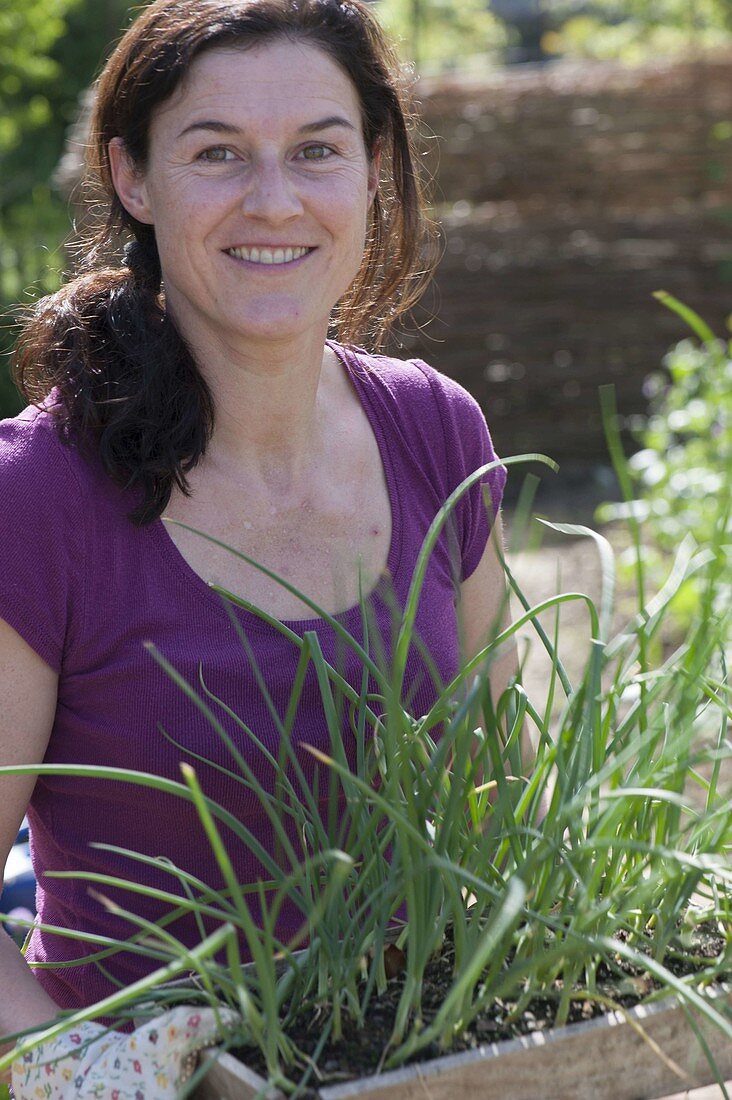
[415,362,508,583]
[0,408,87,673]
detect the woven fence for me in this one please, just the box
[390,51,732,478]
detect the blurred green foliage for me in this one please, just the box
[0,0,132,416]
[633,335,730,530]
[601,296,731,624]
[376,0,507,70]
[379,0,732,67]
[546,0,732,62]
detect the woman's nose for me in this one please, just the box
[241,158,304,222]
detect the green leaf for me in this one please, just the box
[653,291,719,346]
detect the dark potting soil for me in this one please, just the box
[233,924,728,1096]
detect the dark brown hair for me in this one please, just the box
[13,0,436,524]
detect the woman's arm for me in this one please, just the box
[0,617,61,1079]
[458,515,516,703]
[457,514,534,771]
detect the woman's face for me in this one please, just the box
[110,39,380,355]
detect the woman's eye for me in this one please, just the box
[299,144,333,162]
[199,146,234,163]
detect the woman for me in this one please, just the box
[0,0,512,1086]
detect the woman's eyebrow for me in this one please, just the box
[176,115,357,140]
[298,115,357,134]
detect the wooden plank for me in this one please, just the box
[194,987,732,1100]
[194,1049,284,1100]
[319,988,732,1100]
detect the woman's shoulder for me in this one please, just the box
[340,341,442,385]
[339,343,491,446]
[0,403,93,672]
[1,400,71,474]
[0,400,91,501]
[339,342,480,412]
[0,400,128,535]
[341,341,506,507]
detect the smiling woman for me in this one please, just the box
[0,0,512,1093]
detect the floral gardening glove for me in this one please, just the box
[11,1005,240,1099]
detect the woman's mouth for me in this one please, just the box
[226,245,314,265]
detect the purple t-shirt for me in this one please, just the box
[0,343,506,1010]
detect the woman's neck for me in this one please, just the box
[187,330,343,493]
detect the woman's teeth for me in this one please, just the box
[227,245,311,264]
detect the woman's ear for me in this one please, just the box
[108,138,154,225]
[367,140,382,209]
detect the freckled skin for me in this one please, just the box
[163,415,393,619]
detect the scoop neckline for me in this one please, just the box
[152,341,404,633]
